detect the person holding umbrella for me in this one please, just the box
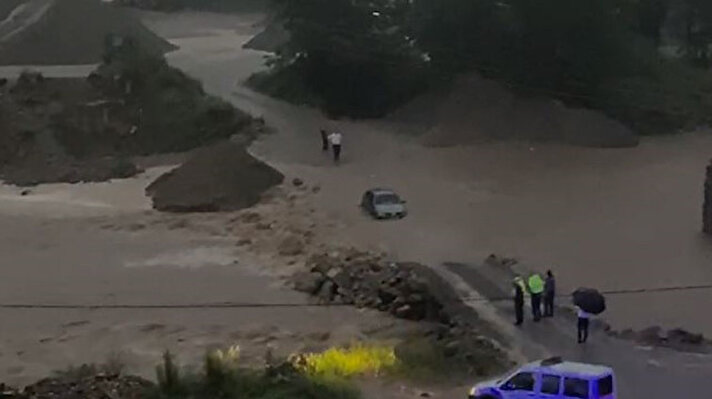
[528,272,545,322]
[572,288,606,344]
[576,306,592,343]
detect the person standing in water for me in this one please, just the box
[513,276,526,326]
[320,129,329,151]
[328,131,342,162]
[544,270,556,317]
[528,272,544,322]
[577,306,591,343]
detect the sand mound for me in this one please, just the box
[243,21,289,52]
[146,141,284,212]
[391,74,639,148]
[0,0,175,66]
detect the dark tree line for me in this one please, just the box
[257,0,712,124]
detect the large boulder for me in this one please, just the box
[146,142,284,212]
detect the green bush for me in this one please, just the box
[149,348,360,399]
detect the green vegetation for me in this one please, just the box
[293,343,397,378]
[254,0,712,134]
[149,348,360,399]
[292,339,505,384]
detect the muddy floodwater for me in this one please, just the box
[147,11,712,335]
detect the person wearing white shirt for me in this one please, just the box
[328,132,342,162]
[577,306,591,343]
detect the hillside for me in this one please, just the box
[0,0,174,65]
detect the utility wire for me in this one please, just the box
[1,283,710,310]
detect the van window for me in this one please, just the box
[502,372,535,391]
[541,374,561,394]
[598,375,613,395]
[564,377,589,398]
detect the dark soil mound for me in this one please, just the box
[3,373,153,399]
[146,141,284,212]
[0,0,175,65]
[392,73,639,148]
[243,22,289,52]
[0,73,143,186]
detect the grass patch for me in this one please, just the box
[149,347,360,399]
[293,339,506,385]
[293,343,398,379]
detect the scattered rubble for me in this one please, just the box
[289,248,511,374]
[608,326,710,352]
[1,373,153,399]
[484,254,518,268]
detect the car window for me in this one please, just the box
[374,193,400,205]
[564,377,589,398]
[598,375,613,396]
[540,374,561,395]
[502,372,535,391]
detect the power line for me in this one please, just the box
[1,283,710,310]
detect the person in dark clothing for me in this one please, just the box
[320,129,329,151]
[513,277,525,326]
[544,270,556,317]
[328,132,342,162]
[577,306,591,343]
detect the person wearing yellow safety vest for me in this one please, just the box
[528,273,545,322]
[512,276,527,326]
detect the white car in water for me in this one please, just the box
[360,188,407,220]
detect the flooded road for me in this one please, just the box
[148,11,712,335]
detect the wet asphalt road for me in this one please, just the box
[445,262,712,399]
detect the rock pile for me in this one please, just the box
[613,326,710,352]
[290,249,511,374]
[291,250,446,322]
[2,373,153,399]
[704,160,712,234]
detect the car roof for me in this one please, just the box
[367,188,397,195]
[520,360,613,378]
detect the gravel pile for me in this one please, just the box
[146,141,284,212]
[2,374,153,399]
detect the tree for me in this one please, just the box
[269,0,426,116]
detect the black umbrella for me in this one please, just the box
[572,288,606,315]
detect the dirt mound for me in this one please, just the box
[391,73,639,148]
[243,21,289,52]
[0,72,144,186]
[2,372,153,399]
[146,141,284,212]
[0,0,175,65]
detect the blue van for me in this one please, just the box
[469,357,616,399]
